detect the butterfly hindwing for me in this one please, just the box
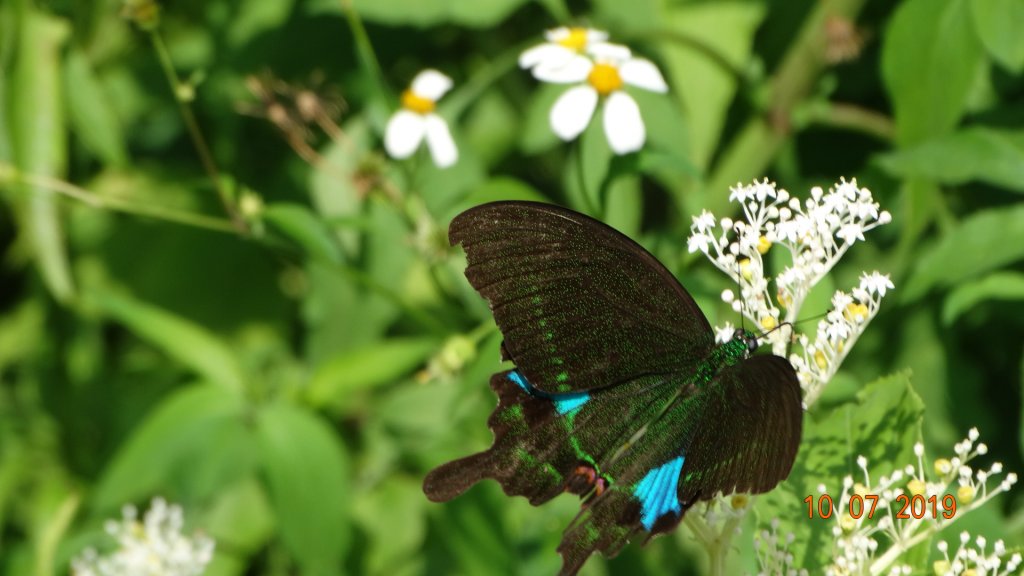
[423,369,677,506]
[556,353,802,574]
[449,201,714,394]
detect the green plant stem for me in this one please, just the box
[34,492,80,576]
[148,32,247,234]
[340,0,388,103]
[701,0,869,217]
[1,165,237,233]
[808,102,895,142]
[574,141,599,216]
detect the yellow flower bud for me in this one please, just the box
[963,570,978,576]
[757,235,771,254]
[853,483,869,497]
[760,316,777,331]
[933,560,950,575]
[934,458,952,477]
[957,485,975,505]
[840,514,856,532]
[731,494,749,510]
[777,290,792,309]
[739,258,753,281]
[814,350,828,370]
[907,478,926,497]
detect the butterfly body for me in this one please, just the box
[424,202,802,575]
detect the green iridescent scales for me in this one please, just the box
[423,202,803,575]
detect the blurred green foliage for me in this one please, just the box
[0,0,1022,574]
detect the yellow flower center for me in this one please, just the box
[558,27,589,51]
[587,62,623,96]
[756,235,772,254]
[760,316,777,331]
[844,302,868,322]
[814,350,828,370]
[401,89,435,114]
[934,458,952,476]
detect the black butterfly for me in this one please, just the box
[424,201,803,575]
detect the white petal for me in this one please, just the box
[620,58,668,93]
[411,69,452,100]
[519,44,574,70]
[587,42,631,63]
[424,114,458,168]
[384,110,426,159]
[603,91,645,154]
[550,85,598,141]
[585,29,609,43]
[544,27,572,42]
[533,54,592,83]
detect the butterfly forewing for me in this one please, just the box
[450,201,715,394]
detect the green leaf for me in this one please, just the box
[660,1,766,170]
[970,0,1024,72]
[757,372,924,571]
[603,172,641,238]
[63,46,127,165]
[345,0,528,27]
[256,402,350,576]
[93,288,246,392]
[882,0,985,144]
[352,476,426,575]
[902,204,1024,301]
[10,9,74,303]
[876,127,1024,192]
[203,477,275,555]
[306,337,439,410]
[225,0,295,49]
[93,384,246,512]
[519,83,564,155]
[309,118,373,255]
[942,271,1024,325]
[263,202,344,263]
[459,176,549,210]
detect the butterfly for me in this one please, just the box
[424,201,803,575]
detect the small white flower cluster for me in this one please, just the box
[934,532,1022,576]
[520,27,668,154]
[688,178,892,405]
[755,518,809,576]
[72,497,215,576]
[818,429,1017,576]
[789,271,893,406]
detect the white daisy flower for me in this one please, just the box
[519,26,608,82]
[542,42,668,155]
[384,69,458,168]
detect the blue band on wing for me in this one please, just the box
[508,370,589,415]
[633,456,686,531]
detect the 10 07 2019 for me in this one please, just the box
[804,493,957,520]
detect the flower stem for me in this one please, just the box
[807,102,895,142]
[1,164,237,233]
[340,0,388,103]
[148,32,247,234]
[701,0,869,217]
